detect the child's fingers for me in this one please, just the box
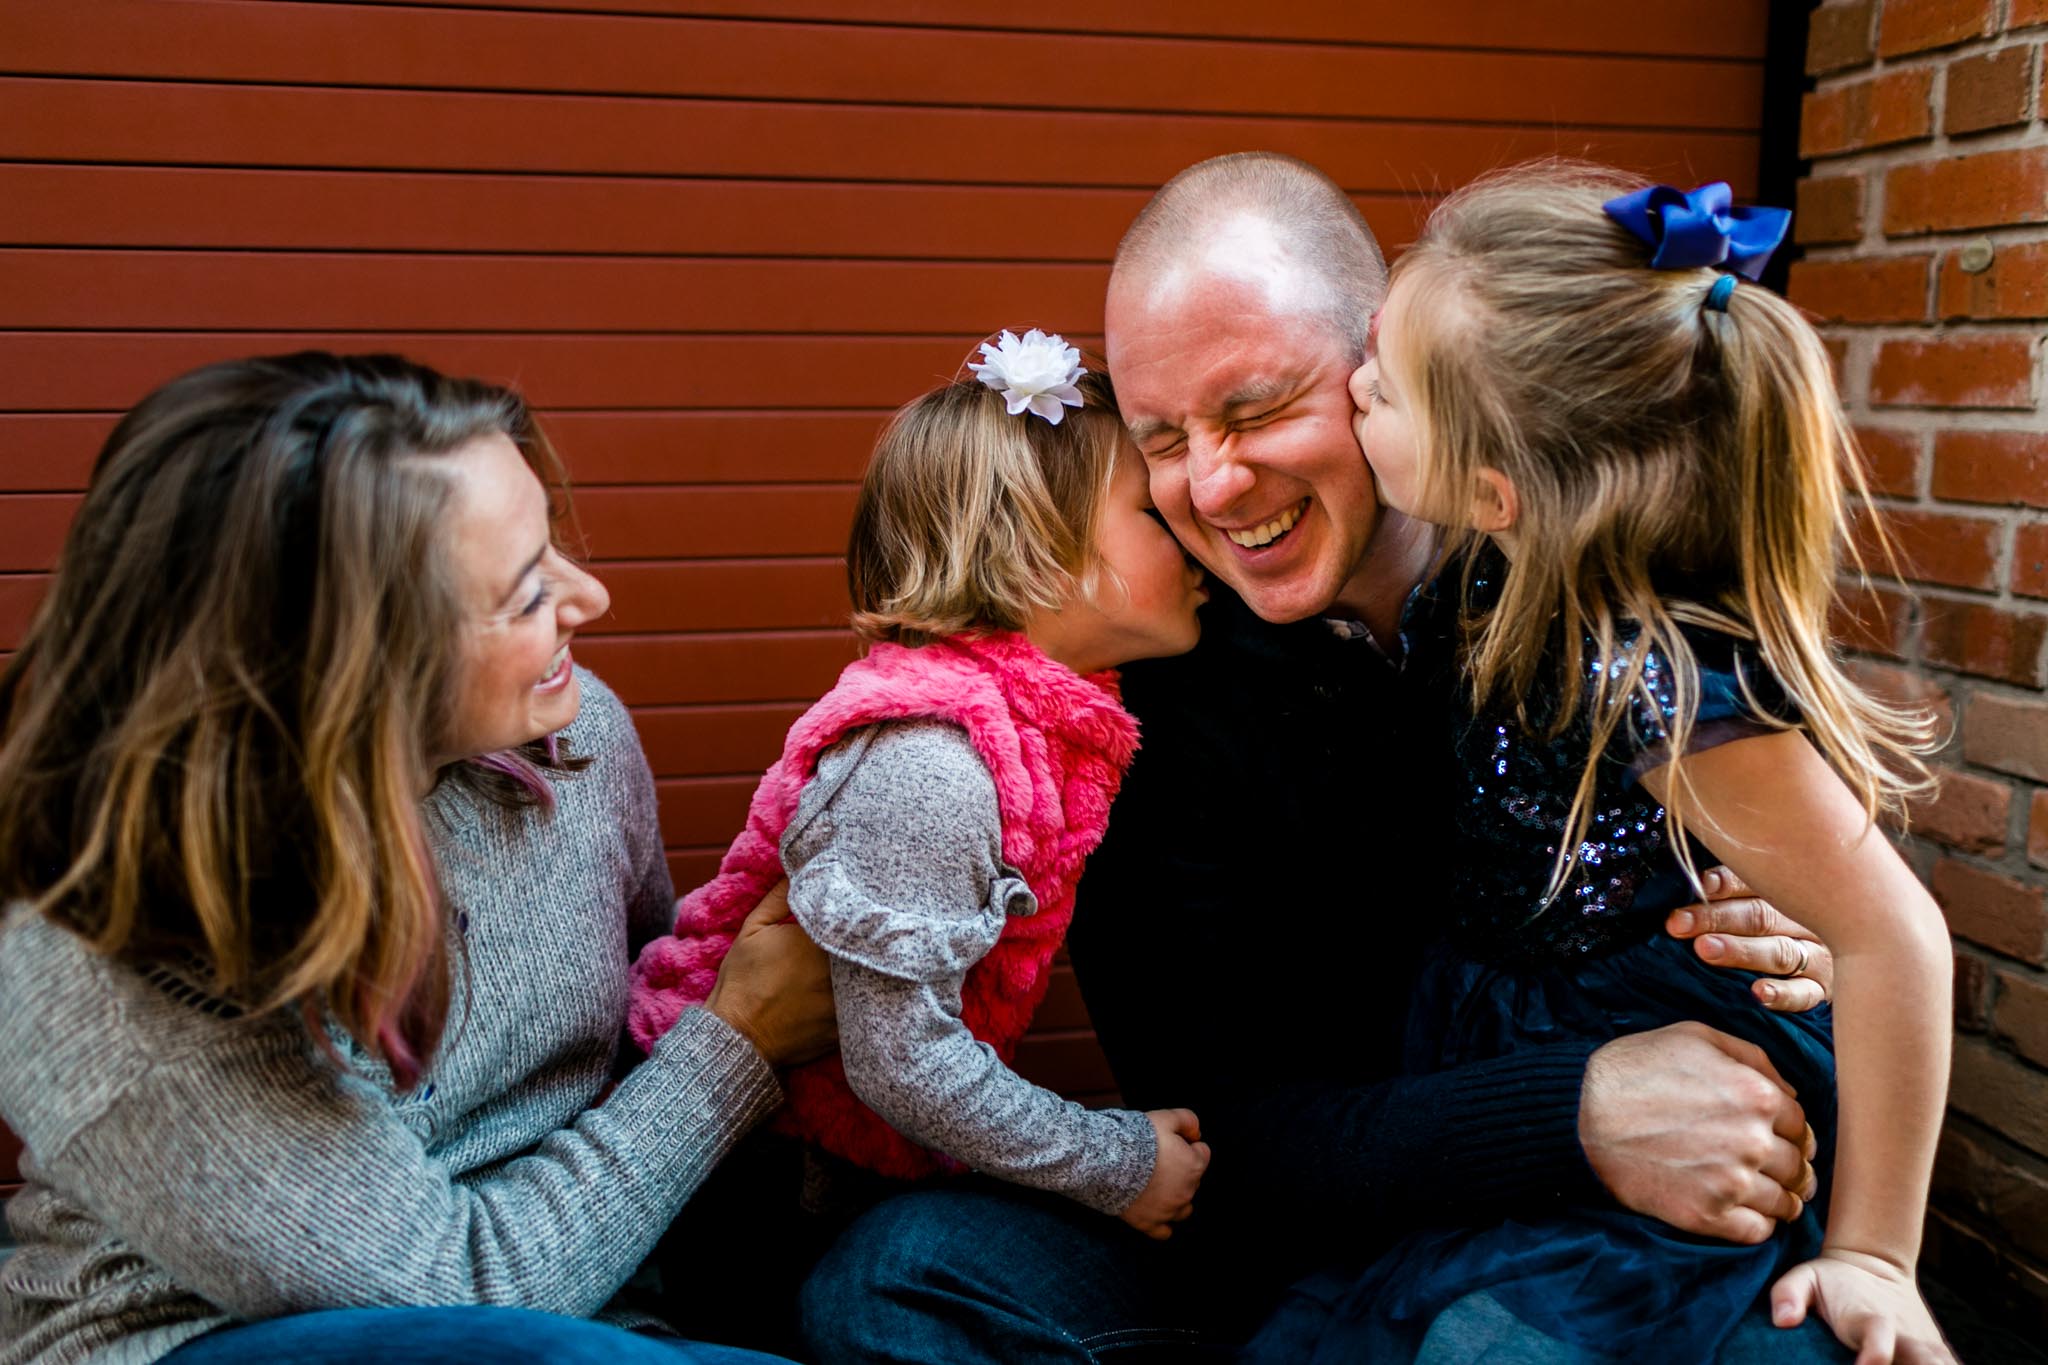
[1770,1263,1818,1328]
[1161,1107,1202,1142]
[1855,1317,1896,1365]
[1902,1331,1959,1365]
[1905,1329,1961,1365]
[1190,1140,1212,1172]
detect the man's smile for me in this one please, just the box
[1219,497,1309,550]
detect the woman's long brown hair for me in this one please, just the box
[0,352,573,1089]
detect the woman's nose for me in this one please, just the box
[557,557,611,628]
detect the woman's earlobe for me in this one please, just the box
[1472,469,1519,534]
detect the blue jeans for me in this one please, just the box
[163,1306,796,1364]
[800,1182,1234,1363]
[802,1183,1856,1364]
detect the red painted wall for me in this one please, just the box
[0,0,1772,1195]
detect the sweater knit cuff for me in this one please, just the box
[1071,1105,1160,1217]
[1424,1041,1602,1210]
[642,1007,785,1148]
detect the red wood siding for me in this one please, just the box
[0,1,1771,1178]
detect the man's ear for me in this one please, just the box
[1471,468,1519,534]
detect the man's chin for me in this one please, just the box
[1220,570,1336,626]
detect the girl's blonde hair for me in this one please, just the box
[0,352,582,1090]
[849,366,1125,645]
[1391,161,1935,904]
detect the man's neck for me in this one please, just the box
[1326,510,1439,642]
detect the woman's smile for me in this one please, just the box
[535,643,575,694]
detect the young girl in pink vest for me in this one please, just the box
[630,330,1211,1241]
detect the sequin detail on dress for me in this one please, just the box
[1407,552,1793,971]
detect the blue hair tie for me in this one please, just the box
[1704,273,1738,312]
[1602,181,1791,281]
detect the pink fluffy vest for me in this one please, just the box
[627,631,1140,1180]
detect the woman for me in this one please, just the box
[0,353,835,1364]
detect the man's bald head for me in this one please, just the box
[1111,152,1388,355]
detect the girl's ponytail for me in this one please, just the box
[1714,283,1936,824]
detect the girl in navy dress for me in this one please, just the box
[1259,163,1955,1363]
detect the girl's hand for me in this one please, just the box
[1665,867,1834,1012]
[1771,1249,1957,1364]
[1119,1108,1211,1240]
[705,884,838,1068]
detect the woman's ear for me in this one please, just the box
[1471,468,1519,534]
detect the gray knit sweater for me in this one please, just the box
[783,721,1155,1215]
[0,670,783,1365]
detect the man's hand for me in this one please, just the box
[1580,1022,1818,1243]
[1666,867,1834,1012]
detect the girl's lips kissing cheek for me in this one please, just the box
[1219,498,1310,555]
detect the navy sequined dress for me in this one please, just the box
[1272,551,1837,1364]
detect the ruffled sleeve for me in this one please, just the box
[1605,627,1802,787]
[782,720,1035,983]
[788,854,1035,983]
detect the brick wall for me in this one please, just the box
[1791,0,2048,1336]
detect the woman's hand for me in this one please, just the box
[1771,1250,1956,1364]
[1666,867,1834,1012]
[705,884,837,1068]
[1119,1108,1211,1241]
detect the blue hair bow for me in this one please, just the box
[1601,182,1791,281]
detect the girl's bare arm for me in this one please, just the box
[1644,730,1956,1361]
[1643,729,1949,1268]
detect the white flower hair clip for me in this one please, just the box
[968,328,1085,426]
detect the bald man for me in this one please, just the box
[799,154,1842,1362]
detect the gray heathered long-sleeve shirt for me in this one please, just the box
[781,720,1155,1215]
[0,671,783,1365]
